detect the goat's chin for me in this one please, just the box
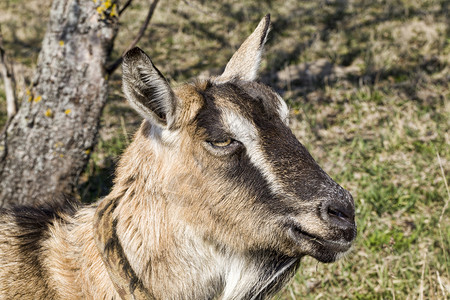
[298,241,354,263]
[309,248,344,263]
[286,226,354,263]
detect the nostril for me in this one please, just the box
[324,201,355,227]
[327,207,348,220]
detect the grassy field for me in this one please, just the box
[1,0,449,298]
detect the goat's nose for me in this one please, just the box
[322,193,355,229]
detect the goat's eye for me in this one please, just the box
[209,138,233,148]
[204,138,242,156]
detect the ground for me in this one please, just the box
[0,0,449,298]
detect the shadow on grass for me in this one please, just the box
[261,0,447,108]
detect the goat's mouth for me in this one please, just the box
[287,224,353,262]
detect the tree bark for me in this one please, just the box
[0,0,119,208]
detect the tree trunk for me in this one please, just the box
[0,0,119,208]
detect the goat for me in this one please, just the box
[0,15,356,299]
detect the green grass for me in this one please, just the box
[1,0,449,298]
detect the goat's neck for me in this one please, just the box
[106,185,299,299]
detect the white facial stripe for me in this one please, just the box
[221,110,286,195]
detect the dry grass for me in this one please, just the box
[0,0,449,298]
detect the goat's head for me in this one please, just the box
[120,15,356,263]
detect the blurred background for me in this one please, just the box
[0,0,449,298]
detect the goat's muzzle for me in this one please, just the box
[284,188,357,263]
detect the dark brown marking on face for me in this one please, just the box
[194,83,299,219]
[195,88,231,143]
[207,81,341,204]
[196,81,325,207]
[258,119,329,198]
[194,85,291,216]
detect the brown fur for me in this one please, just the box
[0,15,356,300]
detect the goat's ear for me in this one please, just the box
[217,14,271,82]
[122,47,176,128]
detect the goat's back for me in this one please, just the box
[0,200,118,300]
[0,206,61,299]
